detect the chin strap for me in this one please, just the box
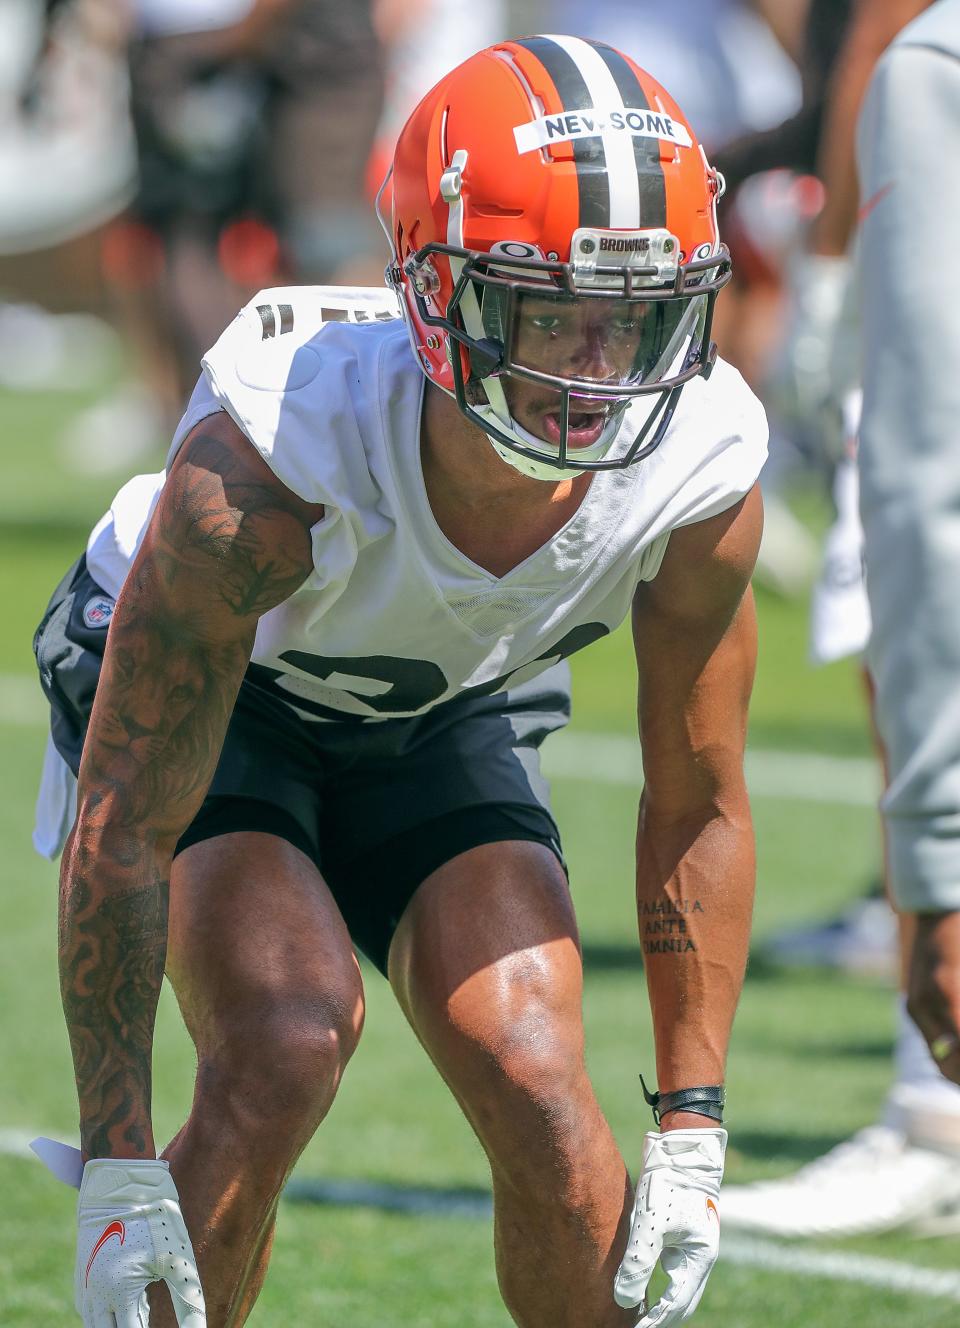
[640,1074,726,1126]
[441,148,517,437]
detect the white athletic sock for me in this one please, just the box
[883,997,960,1151]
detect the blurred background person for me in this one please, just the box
[716,0,882,976]
[365,0,506,201]
[0,0,133,400]
[67,0,385,467]
[8,0,512,474]
[721,0,960,1240]
[857,0,960,1104]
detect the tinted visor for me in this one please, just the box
[497,289,708,390]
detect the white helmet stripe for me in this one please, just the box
[540,33,642,229]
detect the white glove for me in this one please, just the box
[614,1128,726,1327]
[767,251,858,462]
[76,1158,206,1327]
[808,440,871,667]
[33,1138,206,1327]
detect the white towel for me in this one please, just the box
[33,732,77,860]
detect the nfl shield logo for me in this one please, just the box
[83,595,115,629]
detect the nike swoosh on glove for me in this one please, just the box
[614,1127,726,1327]
[76,1157,206,1327]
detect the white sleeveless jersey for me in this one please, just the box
[892,0,960,60]
[86,285,768,724]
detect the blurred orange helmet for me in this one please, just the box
[381,34,731,479]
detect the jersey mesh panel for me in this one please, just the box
[445,589,554,637]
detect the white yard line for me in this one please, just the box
[722,1232,960,1302]
[284,1178,960,1301]
[0,674,879,805]
[0,1128,71,1157]
[0,674,47,726]
[288,1182,960,1302]
[0,1129,37,1157]
[543,729,879,807]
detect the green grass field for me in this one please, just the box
[1,379,956,1327]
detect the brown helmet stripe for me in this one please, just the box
[513,35,612,229]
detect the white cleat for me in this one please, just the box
[721,1125,960,1237]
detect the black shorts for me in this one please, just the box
[35,558,569,976]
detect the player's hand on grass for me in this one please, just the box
[614,1128,726,1326]
[75,1158,206,1327]
[907,911,960,1086]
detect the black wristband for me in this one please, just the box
[640,1073,725,1126]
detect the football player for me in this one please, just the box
[33,36,766,1327]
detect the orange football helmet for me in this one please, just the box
[381,34,730,478]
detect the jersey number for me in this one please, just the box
[249,622,609,720]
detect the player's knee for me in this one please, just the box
[451,967,586,1131]
[209,982,365,1137]
[265,1004,363,1115]
[487,1018,594,1187]
[498,1014,585,1124]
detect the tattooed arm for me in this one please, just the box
[631,485,762,1129]
[60,411,324,1160]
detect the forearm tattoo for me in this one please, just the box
[59,426,317,1157]
[640,899,703,957]
[59,862,168,1158]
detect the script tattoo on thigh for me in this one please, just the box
[60,419,321,1157]
[640,899,703,956]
